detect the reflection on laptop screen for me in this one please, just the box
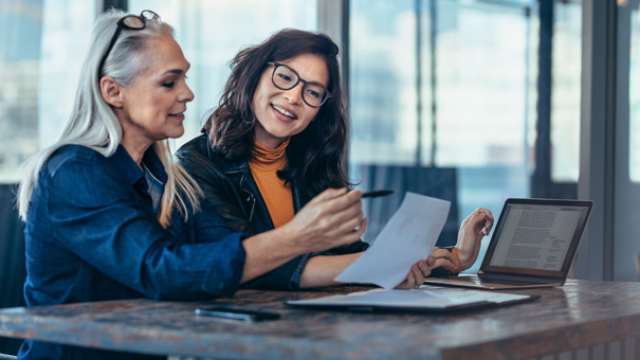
[489,205,587,271]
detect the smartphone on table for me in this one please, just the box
[195,306,281,321]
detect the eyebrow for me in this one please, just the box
[161,63,191,76]
[307,80,328,88]
[280,63,328,88]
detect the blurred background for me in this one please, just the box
[2,0,638,353]
[0,0,581,266]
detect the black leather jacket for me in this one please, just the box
[176,134,369,255]
[176,134,453,280]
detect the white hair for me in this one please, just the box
[18,9,201,227]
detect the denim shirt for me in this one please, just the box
[19,144,249,360]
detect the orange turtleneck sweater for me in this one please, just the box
[248,139,295,229]
[247,139,465,273]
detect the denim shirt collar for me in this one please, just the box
[109,144,168,186]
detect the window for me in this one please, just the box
[349,0,419,166]
[350,0,581,273]
[0,1,583,275]
[630,5,640,182]
[0,0,317,183]
[0,0,96,182]
[551,1,581,182]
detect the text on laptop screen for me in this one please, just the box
[488,204,587,271]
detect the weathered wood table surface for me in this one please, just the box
[1,279,640,360]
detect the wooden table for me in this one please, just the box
[1,279,640,360]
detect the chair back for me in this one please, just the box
[0,184,26,356]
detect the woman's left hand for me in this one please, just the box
[456,208,494,270]
[395,249,457,289]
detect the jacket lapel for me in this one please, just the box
[231,162,276,232]
[222,158,311,231]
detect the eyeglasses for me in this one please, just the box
[267,62,332,108]
[97,10,162,81]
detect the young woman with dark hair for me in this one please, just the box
[177,29,494,289]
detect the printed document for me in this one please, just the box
[489,205,581,271]
[335,192,450,289]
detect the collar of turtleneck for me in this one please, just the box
[250,138,290,170]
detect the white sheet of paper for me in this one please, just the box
[420,288,530,304]
[334,192,451,289]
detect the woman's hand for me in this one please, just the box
[395,249,457,289]
[283,188,368,254]
[456,208,494,270]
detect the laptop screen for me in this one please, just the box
[480,199,592,279]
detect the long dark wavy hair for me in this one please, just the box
[204,28,352,197]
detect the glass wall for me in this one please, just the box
[349,0,419,166]
[551,1,581,183]
[1,0,44,182]
[349,0,581,273]
[0,0,316,183]
[0,0,103,182]
[349,0,534,272]
[630,4,640,183]
[38,0,97,150]
[0,0,583,275]
[614,1,640,281]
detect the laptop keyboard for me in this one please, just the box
[478,278,550,286]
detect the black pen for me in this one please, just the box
[361,190,394,198]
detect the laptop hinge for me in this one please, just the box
[477,272,565,284]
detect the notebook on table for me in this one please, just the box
[423,198,593,290]
[286,288,539,313]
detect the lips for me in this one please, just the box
[271,104,297,120]
[168,112,184,116]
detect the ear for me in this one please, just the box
[100,76,124,108]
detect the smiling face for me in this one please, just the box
[252,53,329,148]
[115,33,194,145]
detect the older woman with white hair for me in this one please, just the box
[15,9,376,360]
[16,8,459,359]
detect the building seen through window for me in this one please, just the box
[349,0,581,272]
[630,5,640,182]
[0,0,47,182]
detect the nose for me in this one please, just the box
[282,83,303,105]
[179,81,195,103]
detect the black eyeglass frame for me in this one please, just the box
[267,62,332,108]
[97,10,161,82]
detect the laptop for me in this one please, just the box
[423,198,593,290]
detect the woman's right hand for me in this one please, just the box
[394,249,457,289]
[283,188,368,253]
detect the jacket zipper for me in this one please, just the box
[248,195,256,222]
[239,172,257,222]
